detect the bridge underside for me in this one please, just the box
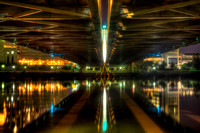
[0,0,200,65]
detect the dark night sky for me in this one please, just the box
[101,0,108,26]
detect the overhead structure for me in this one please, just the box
[0,0,200,65]
[107,0,200,64]
[0,0,101,65]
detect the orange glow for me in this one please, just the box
[0,102,7,126]
[143,88,164,92]
[18,82,68,94]
[144,57,163,62]
[0,114,6,126]
[18,59,71,66]
[132,88,135,93]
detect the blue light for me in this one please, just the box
[102,121,107,132]
[103,25,107,29]
[157,105,161,113]
[51,54,54,57]
[51,103,54,115]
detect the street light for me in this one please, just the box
[1,64,5,68]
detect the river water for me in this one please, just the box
[0,77,200,132]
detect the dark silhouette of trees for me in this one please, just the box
[193,54,200,70]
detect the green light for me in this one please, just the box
[2,82,4,89]
[1,64,5,68]
[24,66,27,69]
[196,37,199,41]
[102,25,107,29]
[51,66,54,69]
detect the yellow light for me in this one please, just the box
[127,13,134,16]
[13,125,17,133]
[123,8,129,14]
[72,84,77,89]
[102,29,108,63]
[126,15,133,18]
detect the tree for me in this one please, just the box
[193,54,200,70]
[159,61,166,70]
[194,82,200,98]
[170,62,176,69]
[142,61,154,71]
[182,62,192,70]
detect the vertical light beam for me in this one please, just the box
[102,25,107,63]
[102,87,107,132]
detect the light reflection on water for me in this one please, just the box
[130,79,200,131]
[1,78,200,132]
[0,80,80,132]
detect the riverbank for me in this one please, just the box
[0,71,200,80]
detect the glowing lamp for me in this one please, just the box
[1,65,5,68]
[102,25,107,29]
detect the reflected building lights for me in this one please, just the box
[2,82,4,89]
[135,80,199,123]
[1,79,199,132]
[0,102,6,126]
[13,125,17,133]
[0,80,81,132]
[50,103,54,116]
[102,88,107,132]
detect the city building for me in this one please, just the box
[142,43,200,69]
[163,44,200,68]
[163,49,180,68]
[17,46,71,66]
[0,40,17,64]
